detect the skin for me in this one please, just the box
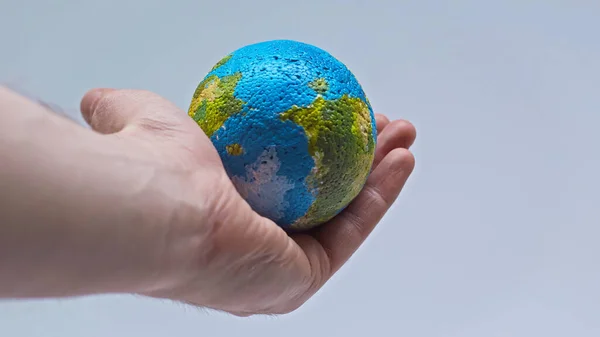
[0,85,416,316]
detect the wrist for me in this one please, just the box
[0,88,172,297]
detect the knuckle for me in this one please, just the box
[365,183,391,208]
[342,206,371,241]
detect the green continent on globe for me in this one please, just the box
[280,86,375,229]
[188,59,243,137]
[210,54,233,72]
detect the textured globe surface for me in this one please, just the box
[188,40,376,230]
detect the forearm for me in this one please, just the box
[0,87,169,298]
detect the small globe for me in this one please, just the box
[188,40,376,231]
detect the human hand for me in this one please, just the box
[79,88,416,316]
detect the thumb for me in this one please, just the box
[80,88,183,134]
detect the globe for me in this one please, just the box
[188,40,376,231]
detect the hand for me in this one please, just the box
[79,88,416,316]
[1,87,415,316]
[78,88,416,316]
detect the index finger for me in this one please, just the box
[312,148,415,275]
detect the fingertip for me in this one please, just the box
[386,147,415,174]
[370,147,415,191]
[375,114,390,134]
[375,113,389,121]
[387,120,417,148]
[399,119,417,144]
[372,119,417,170]
[80,88,115,124]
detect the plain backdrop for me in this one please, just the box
[1,1,599,336]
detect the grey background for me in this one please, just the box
[1,1,599,336]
